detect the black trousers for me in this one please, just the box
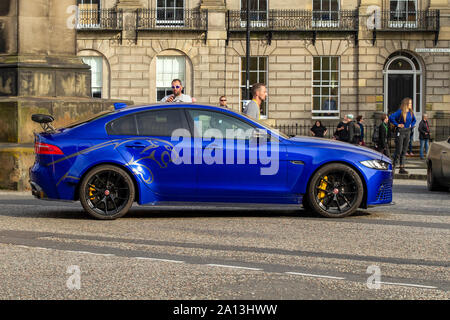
[393,127,411,167]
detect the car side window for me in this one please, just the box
[106,115,137,135]
[187,110,255,139]
[136,109,186,137]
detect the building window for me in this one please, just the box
[313,0,339,24]
[240,57,268,118]
[240,0,268,27]
[77,0,100,27]
[389,0,417,27]
[156,56,186,101]
[157,0,184,25]
[81,56,103,98]
[312,56,340,118]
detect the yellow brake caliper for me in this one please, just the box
[318,176,328,203]
[89,185,96,201]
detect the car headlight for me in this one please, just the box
[360,160,390,170]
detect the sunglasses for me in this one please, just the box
[172,85,181,89]
[220,99,227,102]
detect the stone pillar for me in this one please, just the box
[0,0,91,97]
[117,0,142,42]
[200,0,227,40]
[0,0,131,190]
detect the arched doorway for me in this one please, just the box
[384,51,423,141]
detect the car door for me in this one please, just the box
[185,108,288,201]
[107,108,196,199]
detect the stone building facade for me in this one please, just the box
[75,0,449,137]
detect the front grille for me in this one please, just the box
[376,182,392,202]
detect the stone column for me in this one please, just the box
[0,0,131,190]
[117,0,142,42]
[200,0,227,40]
[0,0,91,97]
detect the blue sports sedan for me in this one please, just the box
[30,104,393,219]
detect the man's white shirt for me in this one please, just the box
[161,94,193,103]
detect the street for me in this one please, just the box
[0,179,448,300]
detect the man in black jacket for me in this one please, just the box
[418,114,431,160]
[377,113,391,157]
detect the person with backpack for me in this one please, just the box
[334,115,351,142]
[418,113,431,160]
[389,97,416,174]
[375,113,391,157]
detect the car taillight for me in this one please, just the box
[34,142,64,155]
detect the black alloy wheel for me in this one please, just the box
[306,163,364,218]
[80,165,135,220]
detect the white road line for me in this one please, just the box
[207,264,263,271]
[135,257,185,264]
[378,281,437,289]
[285,272,346,280]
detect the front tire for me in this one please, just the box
[306,163,364,218]
[427,163,446,192]
[79,165,135,220]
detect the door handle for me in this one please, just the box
[125,143,146,148]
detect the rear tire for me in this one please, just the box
[79,165,135,220]
[307,163,364,218]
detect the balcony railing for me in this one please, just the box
[76,9,123,30]
[227,10,359,32]
[372,10,440,31]
[136,9,208,31]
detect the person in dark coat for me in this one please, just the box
[310,120,328,138]
[377,113,391,158]
[418,113,431,160]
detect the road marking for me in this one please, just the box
[378,281,437,289]
[135,257,185,264]
[207,264,263,271]
[285,272,346,280]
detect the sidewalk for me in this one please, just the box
[393,157,427,181]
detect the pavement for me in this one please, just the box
[393,156,427,181]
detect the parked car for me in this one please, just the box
[30,104,393,220]
[427,136,450,191]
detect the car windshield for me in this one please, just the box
[64,110,115,129]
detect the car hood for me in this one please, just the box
[287,136,391,163]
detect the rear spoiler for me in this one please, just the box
[31,114,56,133]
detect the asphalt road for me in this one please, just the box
[0,179,448,300]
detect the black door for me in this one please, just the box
[388,74,413,114]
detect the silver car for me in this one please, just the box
[427,136,450,191]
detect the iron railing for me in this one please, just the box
[274,123,450,150]
[371,9,439,31]
[136,9,208,31]
[227,10,359,32]
[76,9,123,30]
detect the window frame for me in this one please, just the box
[239,56,269,119]
[156,0,185,26]
[80,55,103,99]
[240,0,268,27]
[156,55,187,102]
[312,0,340,27]
[106,108,190,137]
[311,56,341,120]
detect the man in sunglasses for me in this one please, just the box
[161,79,193,103]
[219,96,228,108]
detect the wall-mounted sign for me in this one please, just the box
[415,48,450,53]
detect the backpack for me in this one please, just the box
[372,124,380,144]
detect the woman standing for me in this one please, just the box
[389,98,416,174]
[310,120,328,138]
